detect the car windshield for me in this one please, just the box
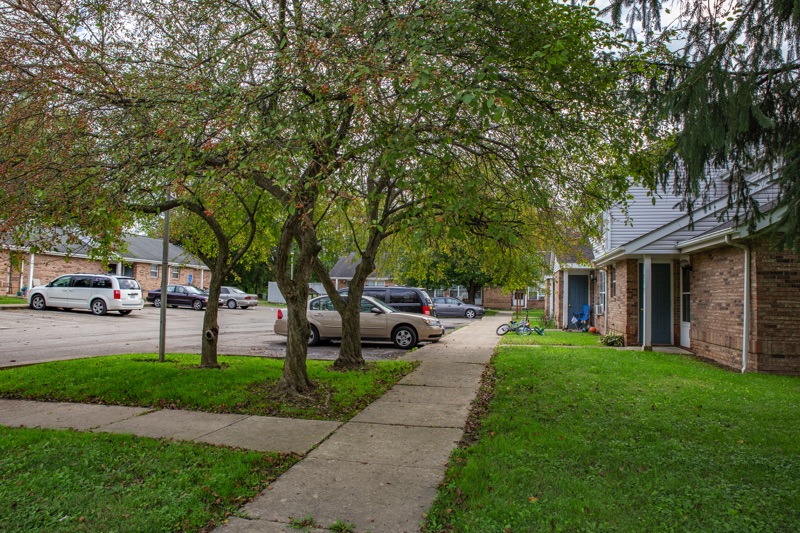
[185,286,204,295]
[229,287,245,294]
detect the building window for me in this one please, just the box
[526,285,545,300]
[610,265,616,297]
[150,264,159,278]
[171,266,180,280]
[597,270,607,315]
[366,279,386,286]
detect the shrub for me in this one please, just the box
[600,332,625,347]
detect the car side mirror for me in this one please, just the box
[371,307,383,314]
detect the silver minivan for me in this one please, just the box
[28,274,144,315]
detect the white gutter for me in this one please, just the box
[593,246,626,267]
[725,235,750,373]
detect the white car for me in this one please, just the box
[274,295,445,349]
[28,274,144,315]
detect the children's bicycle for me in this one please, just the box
[496,310,545,336]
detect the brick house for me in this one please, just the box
[588,173,800,374]
[543,246,595,328]
[2,233,210,296]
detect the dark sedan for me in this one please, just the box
[431,297,484,319]
[146,284,211,311]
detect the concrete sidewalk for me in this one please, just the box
[0,399,341,454]
[217,314,505,533]
[0,312,507,532]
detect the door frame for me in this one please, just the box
[638,260,673,345]
[565,272,590,329]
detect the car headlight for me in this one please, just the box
[421,317,441,326]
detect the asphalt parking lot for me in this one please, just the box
[0,304,475,367]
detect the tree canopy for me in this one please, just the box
[606,0,800,249]
[1,0,651,393]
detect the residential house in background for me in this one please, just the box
[328,252,394,290]
[1,233,210,296]
[543,246,596,328]
[588,171,800,374]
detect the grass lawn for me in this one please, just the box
[424,345,800,532]
[0,295,26,304]
[500,328,601,347]
[0,426,297,532]
[0,354,415,421]
[0,354,414,531]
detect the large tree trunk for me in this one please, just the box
[277,284,314,394]
[467,284,479,305]
[333,289,366,370]
[274,217,320,396]
[313,253,372,370]
[200,281,222,368]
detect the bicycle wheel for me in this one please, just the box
[516,324,532,336]
[496,324,510,336]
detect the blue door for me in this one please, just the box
[567,275,589,325]
[639,263,672,344]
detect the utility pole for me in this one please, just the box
[158,208,170,362]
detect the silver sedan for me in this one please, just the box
[432,297,484,319]
[220,286,259,309]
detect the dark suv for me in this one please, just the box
[339,286,436,316]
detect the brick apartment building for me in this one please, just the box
[2,233,210,296]
[546,172,800,375]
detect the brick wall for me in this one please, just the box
[136,263,209,293]
[750,239,800,374]
[690,246,748,370]
[481,286,545,310]
[0,250,24,294]
[601,259,638,345]
[554,271,564,326]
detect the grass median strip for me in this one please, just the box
[0,354,416,421]
[0,426,298,532]
[424,345,800,532]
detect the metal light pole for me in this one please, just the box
[158,208,170,362]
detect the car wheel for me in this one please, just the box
[226,299,237,309]
[119,310,132,315]
[153,297,161,308]
[91,299,107,316]
[465,308,477,319]
[392,325,418,349]
[192,299,204,311]
[30,294,46,311]
[308,325,320,346]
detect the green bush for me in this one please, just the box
[599,332,625,347]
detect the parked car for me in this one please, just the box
[27,274,144,316]
[274,295,444,349]
[220,286,259,309]
[146,284,211,310]
[339,286,436,316]
[432,297,484,319]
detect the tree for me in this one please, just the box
[0,0,647,395]
[605,0,800,250]
[135,180,277,368]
